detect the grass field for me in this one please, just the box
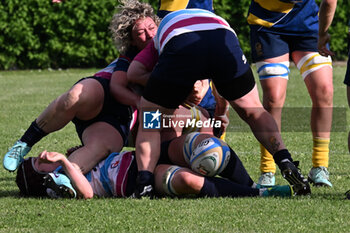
[0,66,350,232]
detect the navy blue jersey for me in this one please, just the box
[247,0,319,37]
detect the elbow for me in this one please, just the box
[79,185,94,199]
[83,190,94,199]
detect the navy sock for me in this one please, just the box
[219,148,254,187]
[137,170,154,186]
[199,176,259,198]
[273,149,293,167]
[20,120,47,147]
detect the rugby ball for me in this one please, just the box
[190,137,230,177]
[183,132,201,164]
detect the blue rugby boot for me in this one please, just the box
[262,185,293,197]
[257,172,275,187]
[3,140,31,172]
[43,172,76,198]
[308,166,332,187]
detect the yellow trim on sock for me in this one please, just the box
[260,144,276,173]
[220,131,226,141]
[312,137,330,168]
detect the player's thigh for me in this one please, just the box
[250,30,289,62]
[82,122,124,152]
[70,122,124,172]
[292,50,333,102]
[71,77,105,120]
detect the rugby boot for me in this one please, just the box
[131,171,154,199]
[257,172,275,187]
[43,173,76,198]
[3,140,31,172]
[279,160,311,196]
[308,166,332,187]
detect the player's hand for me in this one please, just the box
[39,150,64,163]
[185,80,209,106]
[213,114,229,138]
[318,32,334,56]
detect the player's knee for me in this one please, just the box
[308,78,334,106]
[173,170,194,188]
[263,89,286,108]
[162,165,183,196]
[320,83,333,101]
[256,61,290,80]
[297,52,332,79]
[59,88,81,111]
[163,165,195,196]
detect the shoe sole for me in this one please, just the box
[43,175,75,198]
[282,168,311,195]
[307,176,332,187]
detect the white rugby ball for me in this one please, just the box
[183,132,201,164]
[190,137,230,177]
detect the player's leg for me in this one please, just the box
[133,97,177,198]
[250,31,291,186]
[210,29,310,194]
[154,164,293,198]
[132,31,203,197]
[344,52,350,153]
[257,54,290,186]
[68,122,125,174]
[3,77,105,171]
[292,50,333,187]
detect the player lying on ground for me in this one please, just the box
[3,0,159,174]
[15,134,297,199]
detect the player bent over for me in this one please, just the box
[127,9,311,198]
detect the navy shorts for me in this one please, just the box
[72,76,132,145]
[143,29,255,109]
[250,30,319,62]
[345,52,350,86]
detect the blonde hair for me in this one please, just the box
[110,0,160,54]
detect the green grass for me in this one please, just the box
[0,66,350,232]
